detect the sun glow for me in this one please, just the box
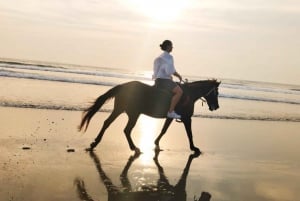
[127,0,189,22]
[137,115,160,165]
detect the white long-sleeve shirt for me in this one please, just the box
[153,51,176,80]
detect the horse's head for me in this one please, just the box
[203,81,221,111]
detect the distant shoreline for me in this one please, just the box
[1,57,299,87]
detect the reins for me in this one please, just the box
[200,87,215,107]
[180,79,216,107]
[205,87,216,96]
[175,79,216,122]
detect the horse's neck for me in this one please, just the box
[186,85,210,101]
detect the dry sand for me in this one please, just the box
[1,107,300,201]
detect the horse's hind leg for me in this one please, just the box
[124,114,140,153]
[90,110,121,150]
[154,118,173,149]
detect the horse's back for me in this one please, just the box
[116,81,172,117]
[120,81,170,98]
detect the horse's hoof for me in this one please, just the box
[134,148,141,154]
[89,142,97,149]
[85,147,94,152]
[192,147,201,156]
[154,145,163,152]
[132,150,141,158]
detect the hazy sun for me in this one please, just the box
[127,0,189,22]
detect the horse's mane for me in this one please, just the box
[184,79,219,87]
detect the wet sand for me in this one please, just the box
[1,107,300,201]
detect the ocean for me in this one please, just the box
[0,59,299,122]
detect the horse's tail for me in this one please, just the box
[78,85,121,132]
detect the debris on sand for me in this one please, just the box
[67,148,75,152]
[22,146,31,150]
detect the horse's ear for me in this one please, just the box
[216,80,221,86]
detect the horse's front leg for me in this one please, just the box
[154,118,173,150]
[183,118,201,154]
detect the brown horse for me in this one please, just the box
[79,80,220,154]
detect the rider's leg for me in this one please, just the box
[168,85,182,114]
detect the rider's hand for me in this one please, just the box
[178,74,182,82]
[173,71,182,82]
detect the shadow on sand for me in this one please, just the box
[74,151,211,201]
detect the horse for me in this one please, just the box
[78,80,221,154]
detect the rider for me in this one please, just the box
[153,40,183,119]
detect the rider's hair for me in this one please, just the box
[160,40,172,51]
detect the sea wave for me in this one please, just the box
[0,68,116,87]
[0,61,149,81]
[194,114,300,123]
[1,62,299,106]
[220,94,299,105]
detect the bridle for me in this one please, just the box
[180,79,218,106]
[176,83,217,122]
[200,87,217,106]
[205,87,216,96]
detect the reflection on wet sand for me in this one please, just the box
[74,151,211,201]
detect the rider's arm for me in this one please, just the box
[173,71,182,82]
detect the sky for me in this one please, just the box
[0,0,299,85]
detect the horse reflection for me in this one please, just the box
[74,151,211,201]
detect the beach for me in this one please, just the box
[1,107,300,201]
[1,0,300,199]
